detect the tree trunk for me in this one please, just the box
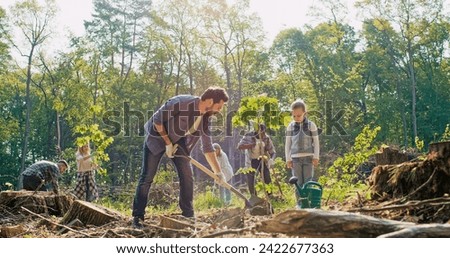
[397,78,409,148]
[257,209,415,237]
[56,111,61,157]
[20,46,35,174]
[175,41,183,95]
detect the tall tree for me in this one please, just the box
[356,0,445,144]
[9,0,57,173]
[158,0,202,95]
[85,0,152,83]
[0,7,10,69]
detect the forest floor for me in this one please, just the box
[1,188,449,238]
[2,143,450,238]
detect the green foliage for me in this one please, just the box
[236,166,256,175]
[74,124,114,175]
[232,95,283,130]
[97,196,133,216]
[415,136,424,151]
[319,125,381,202]
[0,0,449,214]
[440,124,450,141]
[193,186,223,210]
[153,169,177,185]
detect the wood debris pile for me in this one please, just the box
[0,192,279,238]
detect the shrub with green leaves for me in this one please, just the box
[319,125,381,202]
[440,124,450,141]
[194,186,223,211]
[75,124,114,175]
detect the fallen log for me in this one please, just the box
[60,200,122,227]
[378,224,450,238]
[257,209,415,237]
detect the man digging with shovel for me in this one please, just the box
[131,87,229,229]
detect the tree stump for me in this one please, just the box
[375,146,409,165]
[60,200,122,226]
[429,141,450,159]
[0,191,73,216]
[368,142,450,201]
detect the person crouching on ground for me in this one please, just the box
[21,160,69,194]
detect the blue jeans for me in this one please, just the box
[132,142,194,219]
[219,181,232,205]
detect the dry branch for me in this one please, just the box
[202,226,255,238]
[21,207,90,237]
[348,196,450,213]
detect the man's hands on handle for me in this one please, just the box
[165,143,176,158]
[204,151,225,183]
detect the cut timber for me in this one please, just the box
[257,209,415,237]
[378,224,450,238]
[159,215,196,230]
[0,191,73,216]
[0,225,26,238]
[60,200,122,226]
[375,146,409,165]
[213,208,244,229]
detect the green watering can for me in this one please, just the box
[288,176,322,209]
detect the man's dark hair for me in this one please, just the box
[201,87,229,103]
[58,160,69,170]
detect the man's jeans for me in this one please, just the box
[22,175,46,191]
[132,143,194,219]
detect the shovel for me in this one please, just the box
[171,145,253,208]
